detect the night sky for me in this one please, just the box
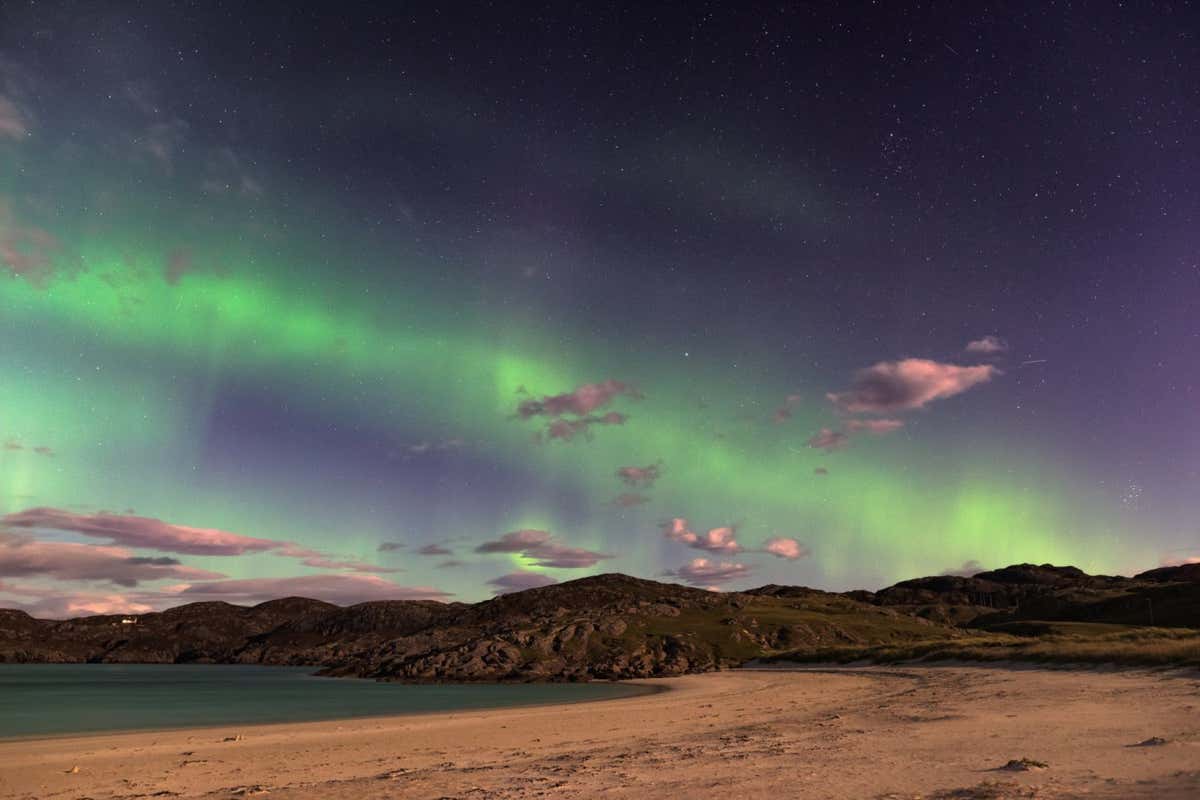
[2,3,1198,617]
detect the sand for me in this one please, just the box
[2,665,1199,799]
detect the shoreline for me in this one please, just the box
[2,665,1199,799]
[0,664,663,744]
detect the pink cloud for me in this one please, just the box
[965,335,1008,354]
[762,537,810,560]
[827,358,998,414]
[613,492,651,507]
[0,581,160,618]
[2,507,283,556]
[0,533,225,587]
[772,393,802,424]
[0,96,28,140]
[517,379,639,418]
[475,530,613,568]
[844,418,905,434]
[807,428,849,451]
[616,462,662,488]
[0,221,63,289]
[176,574,452,605]
[487,571,558,595]
[661,519,742,553]
[516,380,639,442]
[664,558,750,587]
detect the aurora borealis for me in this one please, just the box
[1,3,1197,616]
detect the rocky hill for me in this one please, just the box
[3,565,1198,679]
[857,562,1200,629]
[0,574,953,680]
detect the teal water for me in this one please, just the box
[0,664,648,739]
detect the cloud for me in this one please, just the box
[2,507,395,574]
[662,519,742,553]
[807,428,849,451]
[516,380,639,442]
[474,529,613,568]
[941,560,985,577]
[436,560,466,569]
[377,541,406,552]
[0,581,159,618]
[487,571,558,595]
[2,438,20,451]
[140,118,188,171]
[762,537,810,560]
[844,418,905,435]
[0,532,225,587]
[176,574,452,605]
[813,467,829,476]
[772,393,802,424]
[0,216,64,289]
[543,412,627,442]
[663,558,750,587]
[274,546,400,573]
[417,543,452,556]
[616,462,662,488]
[827,358,998,414]
[517,379,639,418]
[0,95,28,140]
[2,507,284,556]
[613,492,651,507]
[400,438,465,457]
[966,336,1008,355]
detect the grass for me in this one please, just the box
[763,622,1200,668]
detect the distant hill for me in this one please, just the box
[858,562,1200,629]
[0,574,954,680]
[3,565,1198,679]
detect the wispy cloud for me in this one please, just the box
[941,559,985,577]
[772,393,802,424]
[844,418,904,434]
[616,462,662,488]
[807,428,849,452]
[417,543,453,556]
[965,335,1008,355]
[0,532,224,587]
[377,541,406,552]
[487,571,557,595]
[176,574,451,605]
[515,380,640,442]
[3,508,283,556]
[475,530,613,568]
[613,492,651,507]
[2,507,393,574]
[0,95,29,140]
[828,358,998,414]
[663,558,750,587]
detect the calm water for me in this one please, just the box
[0,664,648,739]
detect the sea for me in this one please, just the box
[0,663,648,739]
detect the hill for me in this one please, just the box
[0,574,957,680]
[4,564,1199,679]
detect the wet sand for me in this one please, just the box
[2,665,1198,799]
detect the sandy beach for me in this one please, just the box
[2,665,1198,799]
